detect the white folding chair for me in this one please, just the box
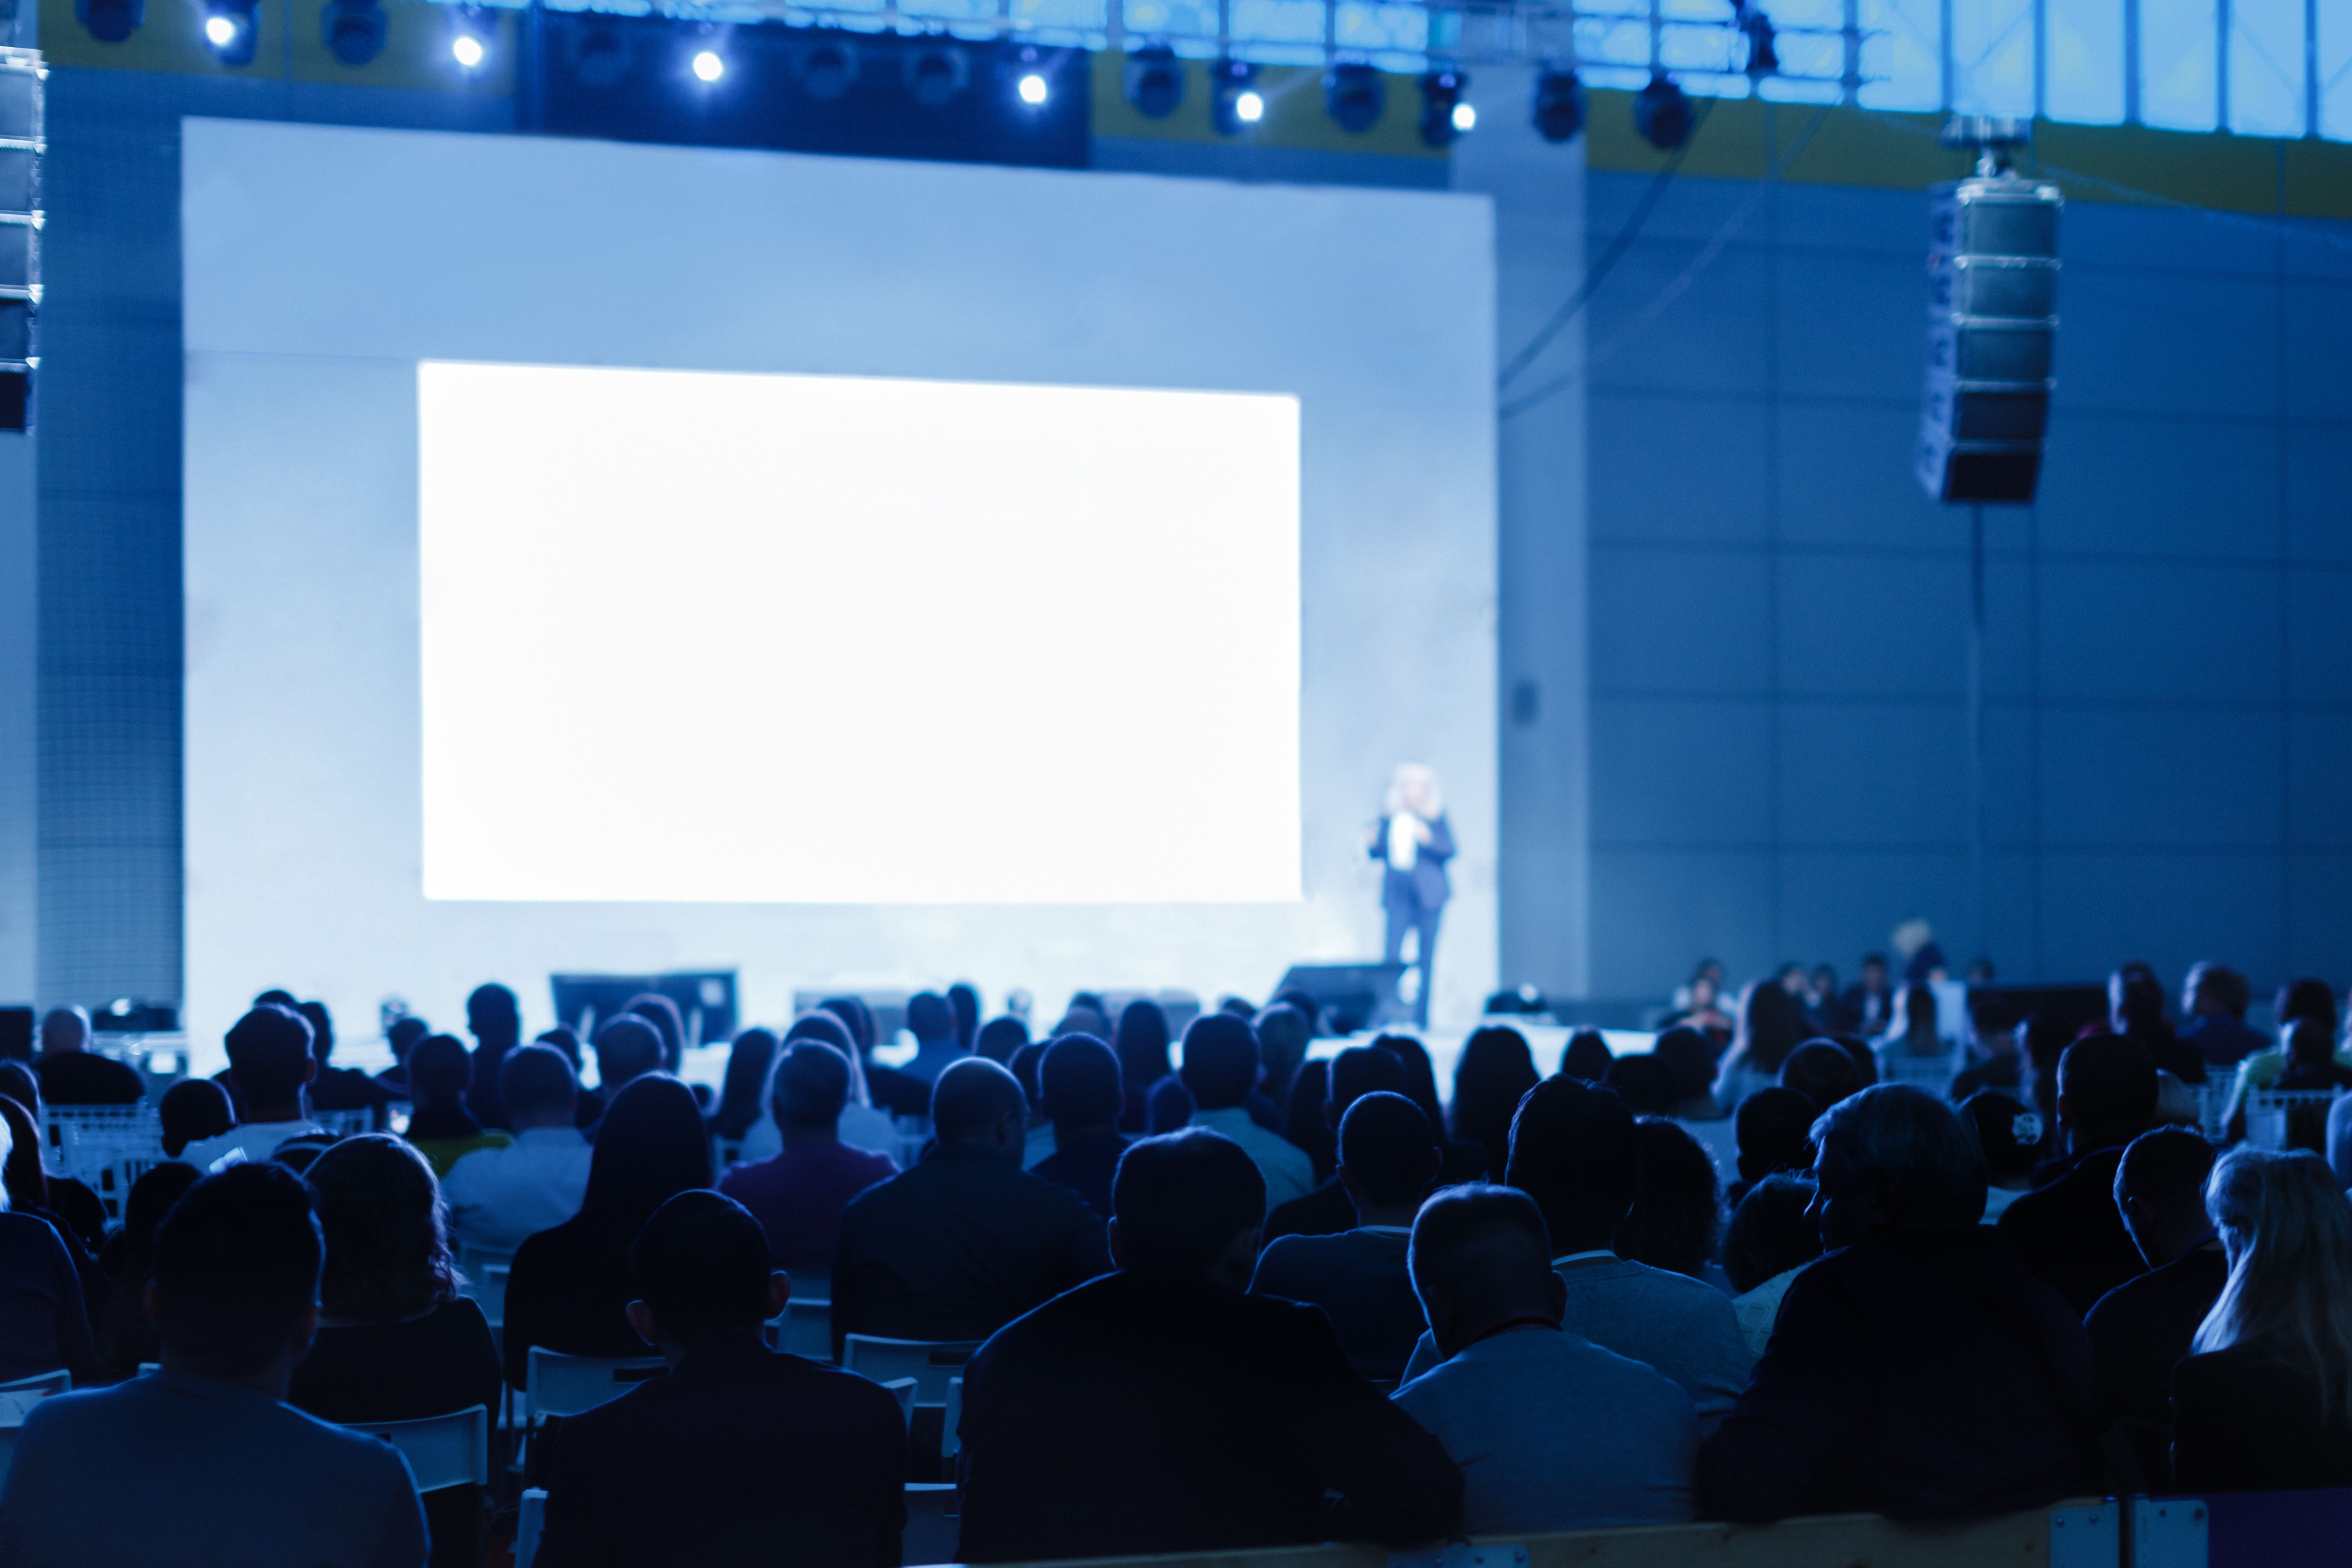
[879,1376,917,1427]
[514,1486,548,1568]
[902,1482,960,1567]
[2246,1088,2341,1151]
[456,1246,514,1330]
[942,1376,963,1461]
[524,1348,667,1424]
[764,1297,831,1360]
[0,1369,71,1401]
[841,1336,979,1407]
[343,1405,490,1492]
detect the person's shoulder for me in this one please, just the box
[1611,1258,1737,1313]
[714,1156,775,1197]
[778,1353,913,1422]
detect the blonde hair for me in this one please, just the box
[2193,1148,2352,1427]
[1385,763,1443,819]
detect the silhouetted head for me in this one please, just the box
[1114,1000,1173,1091]
[1371,1034,1447,1136]
[500,1044,579,1130]
[533,1026,582,1072]
[771,1041,852,1131]
[1602,1053,1680,1115]
[1808,1084,1987,1248]
[1253,1004,1313,1104]
[1336,1091,1439,1217]
[1722,1173,1822,1294]
[467,984,521,1050]
[712,1028,779,1139]
[630,1190,782,1355]
[2184,963,2250,1023]
[816,997,876,1055]
[946,984,981,1052]
[2110,965,2170,1037]
[151,1163,322,1381]
[623,993,686,1072]
[593,1015,665,1096]
[1779,1039,1866,1112]
[226,1005,316,1114]
[1179,1014,1260,1112]
[1559,1030,1614,1082]
[296,1002,335,1066]
[931,1057,1028,1155]
[1452,1027,1540,1178]
[907,992,957,1048]
[1505,1076,1638,1255]
[1326,1044,1407,1122]
[976,1017,1029,1065]
[1041,1034,1123,1129]
[409,1034,473,1112]
[1733,982,1808,1072]
[1652,1027,1717,1102]
[1111,1129,1264,1285]
[387,1017,429,1065]
[2116,1124,2218,1270]
[2057,1033,2159,1149]
[1615,1118,1720,1278]
[580,1075,712,1233]
[1409,1184,1561,1360]
[161,1078,236,1159]
[1735,1085,1818,1183]
[1960,1089,2043,1184]
[305,1134,457,1323]
[2275,979,2338,1040]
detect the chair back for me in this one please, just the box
[841,1335,979,1405]
[456,1246,515,1328]
[41,1104,163,1226]
[514,1487,548,1568]
[902,1482,960,1567]
[878,1376,916,1426]
[2247,1088,2342,1152]
[525,1348,667,1423]
[0,1369,72,1401]
[343,1405,491,1492]
[316,1108,376,1140]
[765,1297,831,1360]
[942,1375,963,1459]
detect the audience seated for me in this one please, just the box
[737,1012,902,1165]
[1372,1034,1487,1183]
[2110,966,2206,1086]
[832,1057,1108,1356]
[1180,1014,1314,1211]
[2,1089,111,1313]
[1559,1030,1614,1083]
[403,1034,511,1179]
[462,983,523,1130]
[1721,1174,1821,1358]
[1954,1087,2037,1214]
[2180,963,2266,1070]
[1778,1040,1866,1114]
[1113,1001,1173,1135]
[377,1015,430,1096]
[444,1044,594,1252]
[183,1005,328,1169]
[1728,1085,1815,1207]
[31,1006,146,1106]
[1399,1077,1752,1427]
[0,1108,95,1384]
[304,1000,397,1130]
[1253,1004,1315,1129]
[2223,979,2349,1129]
[2087,1128,2223,1456]
[1249,1091,1438,1383]
[706,1027,778,1144]
[577,1016,665,1133]
[901,991,968,1089]
[1615,1119,1724,1284]
[623,993,688,1077]
[2272,1017,2352,1093]
[1450,1026,1540,1183]
[289,1136,500,1568]
[1653,1027,1725,1120]
[1870,984,1949,1085]
[716,1040,896,1272]
[1265,1045,1409,1242]
[1698,1084,2094,1521]
[95,1161,202,1381]
[2000,1034,2158,1314]
[161,1078,236,1159]
[537,1191,909,1568]
[1393,1184,1698,1531]
[1601,1053,1681,1116]
[1029,1034,1129,1220]
[2172,1148,2352,1492]
[955,1128,1462,1562]
[0,1163,427,1568]
[1711,983,1809,1114]
[503,1074,712,1388]
[975,1016,1028,1065]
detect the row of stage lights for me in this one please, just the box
[131,0,1744,152]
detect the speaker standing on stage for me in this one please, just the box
[1370,764,1453,1027]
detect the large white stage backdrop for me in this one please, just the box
[183,118,1497,1060]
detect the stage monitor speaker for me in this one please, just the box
[552,971,738,1051]
[1917,171,2060,505]
[1272,963,1409,1036]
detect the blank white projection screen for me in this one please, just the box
[419,361,1302,904]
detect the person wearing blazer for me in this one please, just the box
[1369,764,1453,1027]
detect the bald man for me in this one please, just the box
[831,1059,1109,1357]
[33,1008,147,1106]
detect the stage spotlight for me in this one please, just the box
[1208,58,1260,133]
[691,47,725,82]
[569,18,633,87]
[200,0,259,65]
[322,0,387,66]
[74,0,144,43]
[1531,65,1585,142]
[1738,6,1778,75]
[904,39,968,107]
[448,5,492,68]
[1416,68,1467,146]
[793,35,858,100]
[1633,72,1694,150]
[1324,62,1384,134]
[1124,43,1182,119]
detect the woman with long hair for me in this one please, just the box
[1710,981,1808,1114]
[1112,1000,1172,1135]
[707,1027,780,1144]
[2172,1148,2352,1490]
[1869,983,1949,1088]
[500,1074,712,1390]
[290,1134,500,1568]
[1452,1026,1540,1182]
